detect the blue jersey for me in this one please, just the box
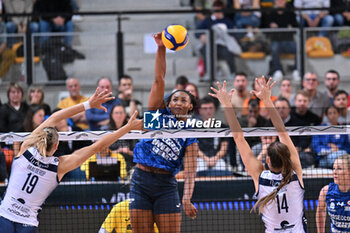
[134,109,198,175]
[326,183,350,232]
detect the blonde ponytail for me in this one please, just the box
[25,127,58,157]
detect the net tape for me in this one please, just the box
[0,125,349,142]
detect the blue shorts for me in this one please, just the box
[0,216,38,233]
[129,167,181,214]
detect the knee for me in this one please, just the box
[65,21,74,32]
[322,15,334,27]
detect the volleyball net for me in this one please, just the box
[0,125,349,233]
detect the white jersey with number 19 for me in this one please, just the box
[256,170,307,233]
[0,147,59,227]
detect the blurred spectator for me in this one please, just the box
[242,76,277,118]
[27,85,51,115]
[197,0,236,79]
[174,75,189,90]
[330,0,349,26]
[333,90,350,124]
[117,75,142,117]
[185,82,201,115]
[294,0,334,36]
[196,96,231,176]
[36,0,74,46]
[279,79,293,104]
[291,90,322,126]
[164,75,189,101]
[0,150,7,183]
[4,0,39,46]
[193,0,217,27]
[81,146,127,181]
[0,82,29,132]
[274,97,315,167]
[23,104,45,132]
[104,104,137,172]
[291,72,330,118]
[233,0,261,30]
[231,72,251,117]
[266,0,299,81]
[86,77,121,130]
[57,77,89,130]
[252,135,277,162]
[324,69,340,104]
[239,98,270,147]
[312,105,350,168]
[52,108,92,180]
[0,18,15,78]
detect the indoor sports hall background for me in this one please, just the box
[0,0,350,232]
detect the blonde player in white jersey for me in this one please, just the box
[210,77,307,233]
[0,88,142,233]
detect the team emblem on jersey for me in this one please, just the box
[329,202,336,211]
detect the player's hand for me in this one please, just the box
[209,81,235,108]
[126,111,143,130]
[88,87,115,112]
[251,76,276,102]
[183,201,197,219]
[153,32,164,47]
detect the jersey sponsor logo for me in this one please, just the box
[274,220,295,232]
[347,200,350,206]
[176,203,181,208]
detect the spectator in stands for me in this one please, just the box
[233,0,261,31]
[0,150,7,183]
[174,75,189,90]
[294,0,334,36]
[291,72,330,118]
[36,0,74,46]
[27,85,51,115]
[333,90,350,124]
[51,108,92,181]
[57,77,89,130]
[0,19,15,78]
[274,97,315,167]
[291,90,322,126]
[4,0,39,46]
[266,0,299,82]
[312,105,350,168]
[196,96,231,176]
[86,77,121,130]
[117,75,142,117]
[0,82,29,132]
[279,79,293,104]
[242,76,278,118]
[324,69,340,104]
[239,98,270,147]
[197,0,235,78]
[105,104,137,172]
[231,72,251,117]
[185,82,200,115]
[329,0,349,26]
[23,105,45,132]
[252,135,277,163]
[193,0,217,27]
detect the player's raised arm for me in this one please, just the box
[252,77,303,186]
[209,81,264,191]
[148,32,166,111]
[57,111,142,180]
[20,88,114,156]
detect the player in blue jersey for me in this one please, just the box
[129,33,198,233]
[316,154,350,233]
[210,78,307,233]
[0,88,142,233]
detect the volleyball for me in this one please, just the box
[161,25,189,51]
